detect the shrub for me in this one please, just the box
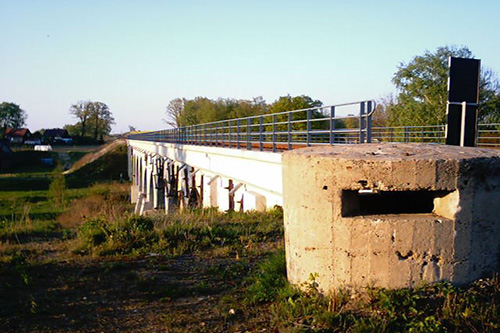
[76,217,110,250]
[48,165,66,208]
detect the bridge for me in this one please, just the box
[127,100,377,214]
[126,99,499,215]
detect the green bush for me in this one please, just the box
[77,217,110,249]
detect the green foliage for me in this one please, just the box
[387,45,500,126]
[69,100,115,140]
[168,96,268,127]
[240,248,499,332]
[268,95,322,114]
[165,94,327,129]
[77,217,111,249]
[72,207,284,257]
[246,250,287,303]
[0,102,27,137]
[48,165,66,208]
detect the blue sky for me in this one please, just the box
[1,0,499,133]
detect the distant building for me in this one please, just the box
[5,128,31,144]
[43,128,72,144]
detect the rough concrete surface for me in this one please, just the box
[283,143,500,291]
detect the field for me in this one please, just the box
[0,144,499,332]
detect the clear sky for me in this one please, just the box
[1,0,499,133]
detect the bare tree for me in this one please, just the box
[69,101,92,137]
[165,98,184,128]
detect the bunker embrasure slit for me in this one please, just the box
[341,189,455,217]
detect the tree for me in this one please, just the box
[90,102,114,141]
[69,101,114,141]
[165,98,184,128]
[0,102,27,138]
[268,95,324,132]
[386,45,500,126]
[69,101,92,137]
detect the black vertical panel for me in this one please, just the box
[463,105,478,146]
[446,57,480,146]
[446,104,462,146]
[448,57,480,103]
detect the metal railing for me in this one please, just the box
[128,101,500,150]
[370,123,500,148]
[371,125,446,144]
[128,101,376,152]
[477,123,500,147]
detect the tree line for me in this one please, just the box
[0,100,115,144]
[165,95,325,128]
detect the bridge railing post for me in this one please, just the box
[359,102,366,143]
[237,119,241,149]
[288,112,292,150]
[306,109,312,147]
[272,114,277,152]
[259,116,264,151]
[217,122,220,147]
[228,119,232,148]
[226,120,230,147]
[366,101,372,143]
[329,106,336,144]
[247,118,251,150]
[204,124,206,145]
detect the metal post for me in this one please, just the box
[204,124,206,145]
[404,127,409,143]
[460,101,467,147]
[237,119,241,149]
[359,102,366,143]
[228,120,232,148]
[246,118,251,150]
[272,114,277,152]
[259,116,264,151]
[287,112,292,150]
[366,101,372,143]
[329,106,335,144]
[306,109,312,147]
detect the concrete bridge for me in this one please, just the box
[127,101,375,214]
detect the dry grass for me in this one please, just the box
[57,183,132,229]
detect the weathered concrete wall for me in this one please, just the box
[283,143,500,291]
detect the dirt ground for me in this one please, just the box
[0,238,275,332]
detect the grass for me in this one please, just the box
[71,206,284,258]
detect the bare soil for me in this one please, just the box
[0,239,276,332]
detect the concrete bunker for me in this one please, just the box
[283,143,500,292]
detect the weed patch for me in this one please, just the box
[243,251,500,332]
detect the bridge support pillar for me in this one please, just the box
[283,143,500,292]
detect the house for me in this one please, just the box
[4,128,31,144]
[43,128,72,144]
